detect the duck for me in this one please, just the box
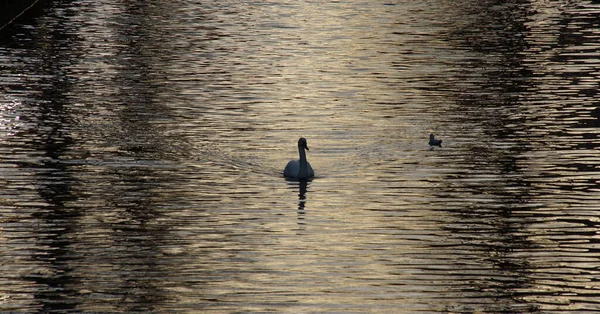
[429,134,442,147]
[283,137,314,180]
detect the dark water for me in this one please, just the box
[2,0,600,313]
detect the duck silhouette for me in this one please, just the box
[429,134,442,147]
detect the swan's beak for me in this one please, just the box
[305,145,309,151]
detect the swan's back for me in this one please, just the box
[283,160,300,178]
[283,160,314,179]
[306,162,314,178]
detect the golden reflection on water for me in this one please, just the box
[1,0,600,313]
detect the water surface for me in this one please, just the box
[2,0,600,313]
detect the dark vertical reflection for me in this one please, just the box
[5,3,84,313]
[92,2,177,312]
[29,166,80,313]
[103,168,168,313]
[439,1,540,312]
[1,1,182,312]
[15,4,83,313]
[433,0,600,312]
[297,180,308,221]
[110,2,175,159]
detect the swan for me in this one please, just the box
[283,137,314,180]
[429,134,442,147]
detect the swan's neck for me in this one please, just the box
[298,145,308,177]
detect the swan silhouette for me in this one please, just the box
[283,137,314,180]
[429,134,442,147]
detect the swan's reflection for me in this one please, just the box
[297,180,308,217]
[286,179,310,224]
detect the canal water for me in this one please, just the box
[1,0,600,313]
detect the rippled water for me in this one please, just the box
[2,0,600,313]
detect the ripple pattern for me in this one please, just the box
[1,0,600,313]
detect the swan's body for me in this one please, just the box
[283,138,314,180]
[429,134,442,147]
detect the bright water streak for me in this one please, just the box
[2,0,600,313]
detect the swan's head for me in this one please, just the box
[298,137,309,151]
[430,134,436,140]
